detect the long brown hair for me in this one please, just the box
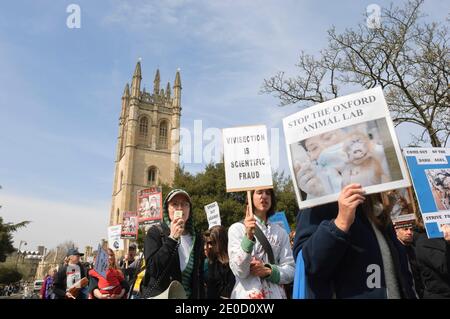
[107,248,119,270]
[206,225,229,264]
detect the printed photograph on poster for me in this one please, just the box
[403,148,450,238]
[424,168,450,211]
[283,87,410,209]
[381,188,417,228]
[137,187,163,225]
[121,211,138,239]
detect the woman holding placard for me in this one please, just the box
[293,184,417,299]
[88,249,129,299]
[228,188,295,299]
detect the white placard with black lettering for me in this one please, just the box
[204,202,221,229]
[283,87,410,209]
[222,125,273,192]
[107,225,124,251]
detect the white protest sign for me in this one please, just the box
[283,87,410,209]
[204,202,221,229]
[108,225,124,251]
[94,244,108,278]
[222,125,273,192]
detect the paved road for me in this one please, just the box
[0,292,40,299]
[0,293,24,299]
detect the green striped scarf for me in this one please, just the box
[180,235,196,298]
[162,189,196,298]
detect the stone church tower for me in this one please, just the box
[109,61,181,226]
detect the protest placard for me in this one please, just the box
[137,187,163,225]
[403,148,450,238]
[121,211,138,239]
[381,188,417,228]
[204,202,221,229]
[283,87,410,209]
[94,244,108,278]
[108,225,124,250]
[269,211,291,235]
[222,125,273,192]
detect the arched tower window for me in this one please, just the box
[119,171,123,191]
[158,120,168,149]
[148,166,157,185]
[116,209,120,225]
[139,116,148,137]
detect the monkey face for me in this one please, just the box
[344,133,371,165]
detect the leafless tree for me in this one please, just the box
[262,0,449,147]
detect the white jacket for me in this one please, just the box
[228,217,295,299]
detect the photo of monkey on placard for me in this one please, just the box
[381,188,417,228]
[290,118,403,201]
[137,187,163,225]
[425,168,450,211]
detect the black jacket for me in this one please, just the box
[142,222,205,299]
[293,202,417,299]
[206,260,235,299]
[415,236,450,298]
[52,263,87,299]
[403,231,425,298]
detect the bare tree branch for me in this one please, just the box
[262,0,449,147]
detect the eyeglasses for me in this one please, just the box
[169,201,190,208]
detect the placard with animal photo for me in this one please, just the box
[403,148,450,238]
[121,211,138,239]
[137,187,163,225]
[381,188,417,228]
[283,87,410,209]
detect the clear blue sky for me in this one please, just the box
[0,0,447,251]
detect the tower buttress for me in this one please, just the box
[131,61,142,98]
[153,69,160,96]
[166,82,171,99]
[173,70,181,109]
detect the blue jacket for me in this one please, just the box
[293,202,416,299]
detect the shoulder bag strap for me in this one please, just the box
[254,225,276,265]
[240,220,275,264]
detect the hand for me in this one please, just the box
[65,291,76,299]
[295,162,325,196]
[442,224,450,242]
[170,217,184,240]
[250,257,271,278]
[244,205,256,240]
[335,183,365,233]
